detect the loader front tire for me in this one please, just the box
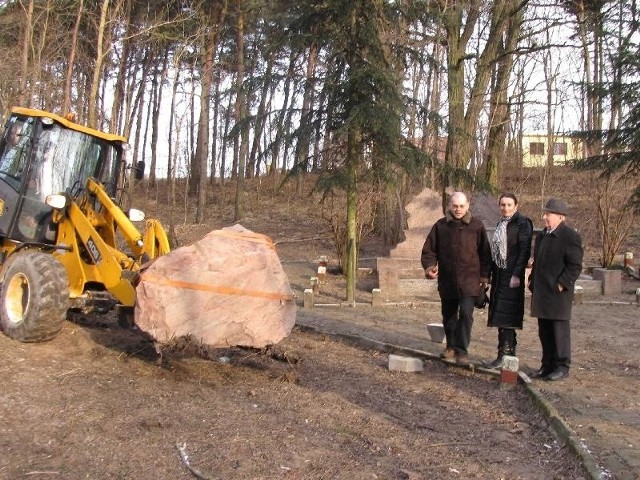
[1,252,69,342]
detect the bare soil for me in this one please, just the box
[1,170,638,479]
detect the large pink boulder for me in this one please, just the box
[134,224,296,348]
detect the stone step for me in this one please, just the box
[390,246,423,259]
[399,268,426,279]
[398,278,439,300]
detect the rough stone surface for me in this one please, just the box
[134,224,296,348]
[390,188,444,262]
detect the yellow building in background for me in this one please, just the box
[521,133,583,167]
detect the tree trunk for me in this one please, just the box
[124,49,149,139]
[234,2,247,222]
[88,0,111,128]
[210,70,221,185]
[149,51,168,188]
[65,1,83,112]
[109,0,132,134]
[441,0,519,195]
[31,0,51,108]
[484,5,523,188]
[247,52,274,177]
[294,41,318,196]
[194,1,227,217]
[167,67,180,242]
[18,0,34,106]
[423,30,444,189]
[345,127,359,305]
[219,92,233,187]
[270,52,297,174]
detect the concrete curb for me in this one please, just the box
[295,322,609,480]
[520,380,610,480]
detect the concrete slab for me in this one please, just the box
[576,278,602,296]
[388,354,424,372]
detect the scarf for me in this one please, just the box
[491,215,511,269]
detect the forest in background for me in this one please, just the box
[0,0,638,299]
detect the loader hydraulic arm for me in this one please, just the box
[85,178,170,259]
[50,177,170,306]
[86,178,144,257]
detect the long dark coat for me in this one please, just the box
[529,222,583,320]
[421,212,491,300]
[487,211,533,329]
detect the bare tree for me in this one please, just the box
[88,0,124,128]
[63,0,84,114]
[193,2,227,221]
[484,5,524,188]
[593,173,638,268]
[233,0,247,222]
[17,0,33,106]
[438,0,527,194]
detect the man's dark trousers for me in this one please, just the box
[537,318,571,372]
[441,296,476,355]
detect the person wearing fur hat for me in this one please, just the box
[528,198,584,381]
[484,193,533,369]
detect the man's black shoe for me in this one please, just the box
[530,368,552,379]
[545,369,569,381]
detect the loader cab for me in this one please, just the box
[0,108,127,245]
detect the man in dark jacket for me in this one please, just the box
[421,191,492,365]
[528,198,584,381]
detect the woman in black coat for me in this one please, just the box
[484,193,533,368]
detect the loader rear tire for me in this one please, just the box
[0,252,69,342]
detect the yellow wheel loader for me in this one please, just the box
[0,107,170,342]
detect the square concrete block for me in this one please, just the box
[389,354,424,373]
[427,323,446,343]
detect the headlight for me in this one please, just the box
[45,194,68,209]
